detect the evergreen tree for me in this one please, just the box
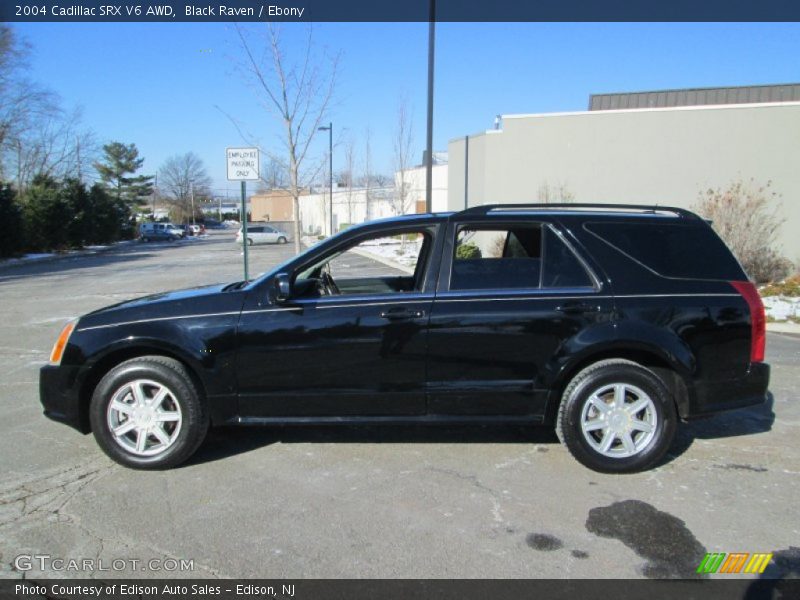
[0,182,24,257]
[94,142,154,206]
[21,174,74,251]
[88,183,129,243]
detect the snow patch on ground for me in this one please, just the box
[763,295,800,321]
[357,237,422,269]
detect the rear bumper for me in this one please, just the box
[40,364,88,433]
[687,362,770,418]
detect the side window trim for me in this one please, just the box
[544,224,602,291]
[291,225,440,296]
[439,220,600,294]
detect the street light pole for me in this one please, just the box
[319,122,333,236]
[425,0,436,213]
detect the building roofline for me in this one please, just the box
[502,100,800,121]
[589,82,800,98]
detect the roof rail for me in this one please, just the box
[456,203,700,219]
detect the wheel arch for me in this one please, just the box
[544,344,692,425]
[77,344,208,433]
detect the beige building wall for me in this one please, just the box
[448,102,800,262]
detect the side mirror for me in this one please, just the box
[273,273,292,303]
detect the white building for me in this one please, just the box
[448,84,800,262]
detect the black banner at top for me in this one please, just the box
[3,0,800,22]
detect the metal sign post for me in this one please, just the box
[241,180,249,280]
[226,147,260,281]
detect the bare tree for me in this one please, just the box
[694,179,792,283]
[362,127,373,221]
[392,99,415,216]
[338,138,357,226]
[537,181,575,203]
[258,156,289,191]
[158,152,212,223]
[234,24,338,253]
[1,27,97,189]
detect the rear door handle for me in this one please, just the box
[380,308,425,320]
[556,302,601,314]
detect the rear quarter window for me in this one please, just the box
[584,221,745,280]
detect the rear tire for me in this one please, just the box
[247,238,254,246]
[142,236,149,243]
[89,356,209,469]
[556,359,677,473]
[277,236,287,244]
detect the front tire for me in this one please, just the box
[556,359,677,473]
[247,238,254,246]
[89,356,209,469]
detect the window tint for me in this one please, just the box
[585,221,746,280]
[249,226,264,233]
[452,226,542,290]
[542,228,593,288]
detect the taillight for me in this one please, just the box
[730,281,765,363]
[49,321,76,365]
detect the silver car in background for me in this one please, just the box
[236,224,289,245]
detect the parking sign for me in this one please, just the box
[226,147,260,181]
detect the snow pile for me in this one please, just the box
[762,295,800,322]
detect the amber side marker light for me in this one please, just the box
[49,321,76,365]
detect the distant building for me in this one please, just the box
[448,83,800,262]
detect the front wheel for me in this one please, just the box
[247,238,254,246]
[89,356,209,469]
[556,359,677,473]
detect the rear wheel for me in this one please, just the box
[89,356,209,469]
[142,236,149,242]
[247,238,254,246]
[277,236,287,244]
[556,359,677,473]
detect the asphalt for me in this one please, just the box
[0,230,798,580]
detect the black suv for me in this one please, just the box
[40,204,769,472]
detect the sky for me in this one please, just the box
[12,21,800,196]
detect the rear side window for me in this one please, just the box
[249,226,264,233]
[451,224,593,291]
[542,228,594,288]
[585,221,745,280]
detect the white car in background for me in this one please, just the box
[236,224,289,246]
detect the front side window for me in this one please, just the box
[451,223,593,291]
[295,229,431,297]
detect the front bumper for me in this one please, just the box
[40,364,88,433]
[688,362,771,418]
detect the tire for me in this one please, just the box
[89,356,209,469]
[142,236,149,243]
[277,236,287,244]
[555,359,677,473]
[247,238,254,246]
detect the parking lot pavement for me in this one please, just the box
[1,233,799,579]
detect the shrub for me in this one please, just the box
[693,179,792,283]
[760,275,800,297]
[21,175,74,252]
[456,242,482,259]
[0,183,24,258]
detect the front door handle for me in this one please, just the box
[380,307,425,320]
[556,302,601,314]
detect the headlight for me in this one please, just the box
[49,320,77,365]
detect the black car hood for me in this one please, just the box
[78,283,246,329]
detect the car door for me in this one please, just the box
[262,225,280,243]
[235,224,442,418]
[426,219,612,417]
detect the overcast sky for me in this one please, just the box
[13,22,800,195]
